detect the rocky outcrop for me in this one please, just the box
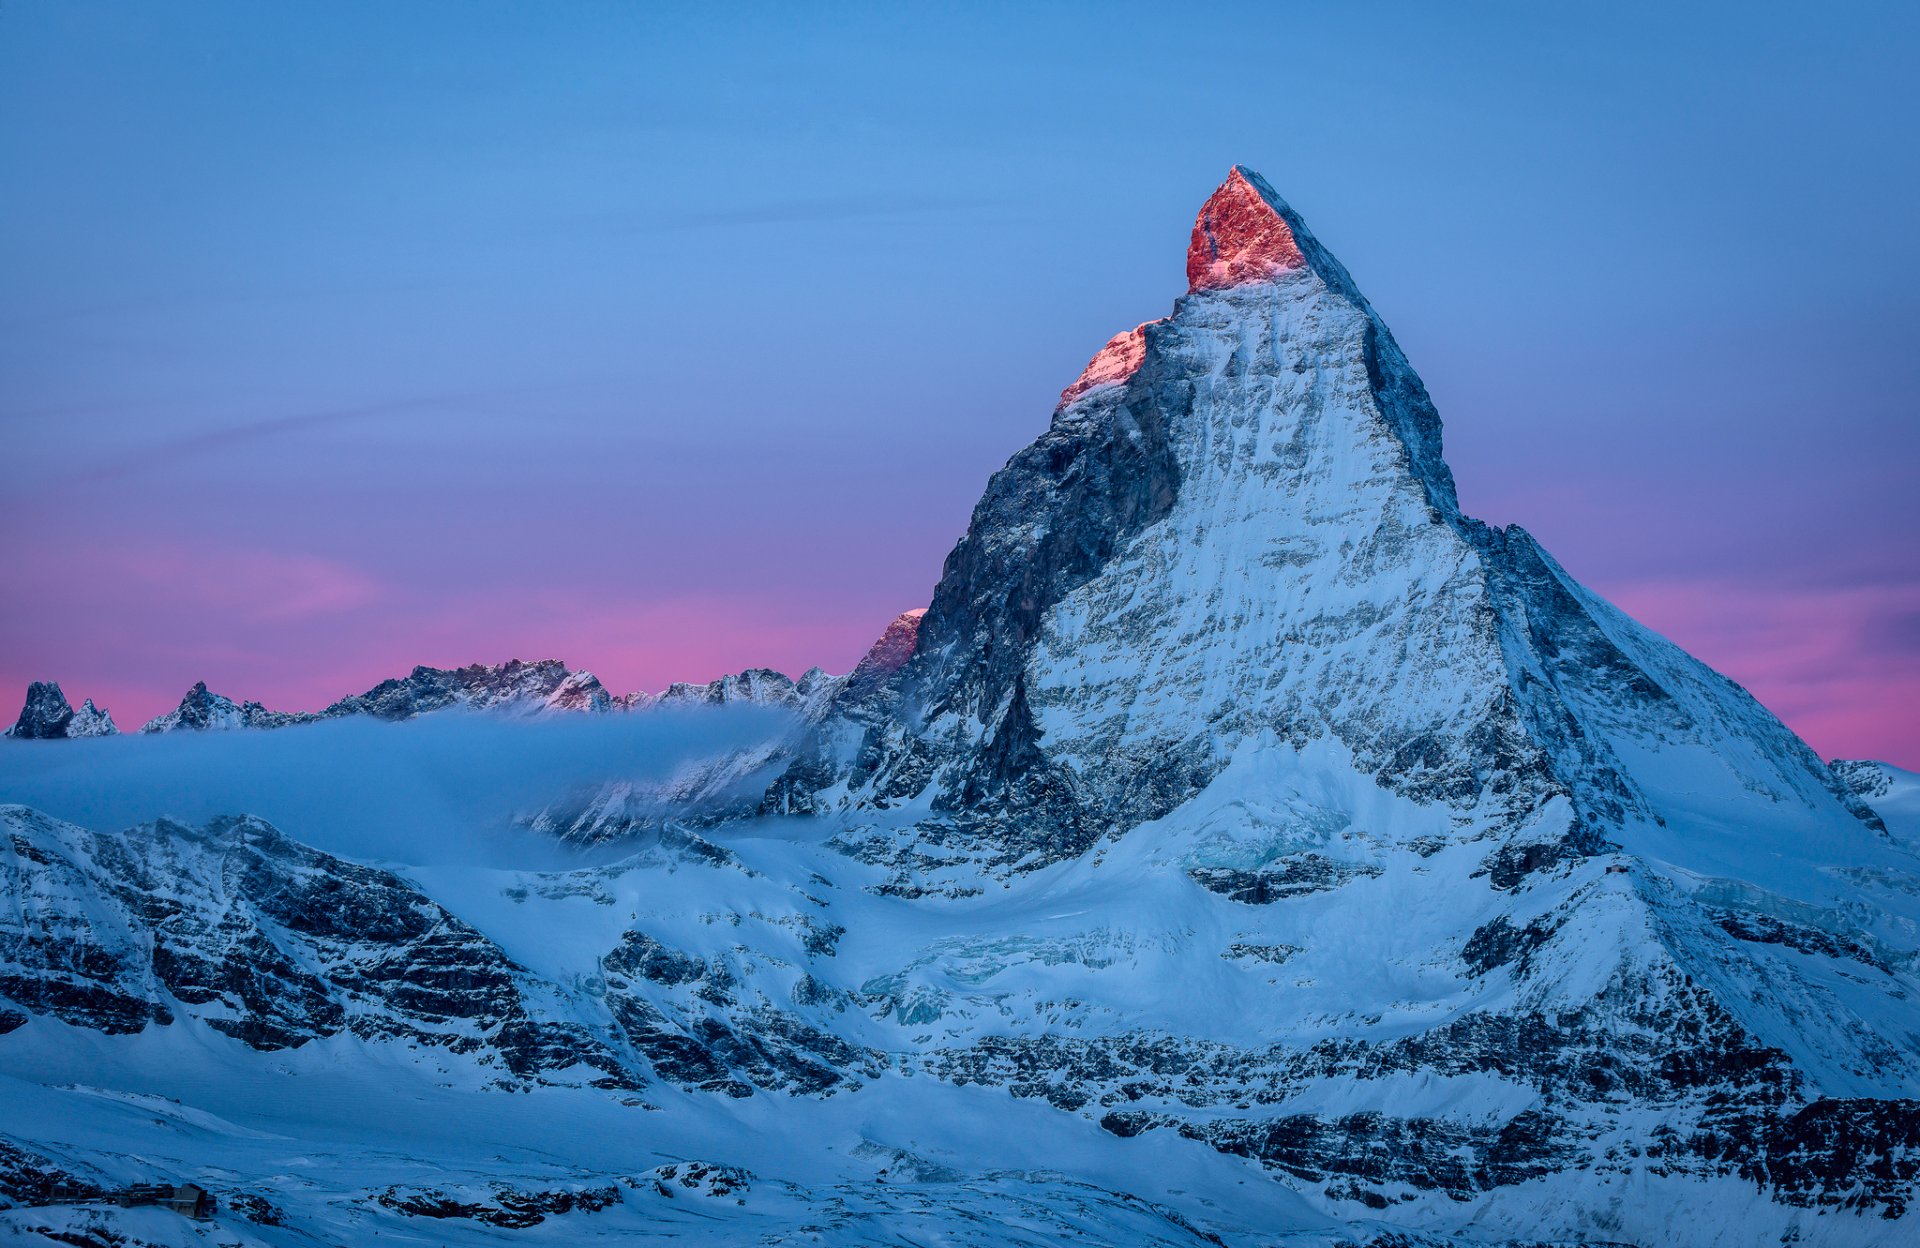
[0,802,883,1100]
[655,666,837,712]
[0,805,636,1087]
[116,659,864,736]
[140,680,319,732]
[5,682,116,739]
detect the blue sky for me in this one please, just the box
[2,1,1916,761]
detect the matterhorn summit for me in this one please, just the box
[1,168,1914,1247]
[775,167,1880,878]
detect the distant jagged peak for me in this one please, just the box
[5,681,118,739]
[324,657,605,721]
[545,668,613,714]
[657,667,809,710]
[142,681,316,734]
[68,698,117,737]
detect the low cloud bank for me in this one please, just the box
[0,707,796,868]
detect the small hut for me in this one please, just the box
[112,1182,215,1219]
[164,1184,216,1219]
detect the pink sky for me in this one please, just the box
[3,529,1914,768]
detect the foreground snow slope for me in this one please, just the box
[2,168,1915,1245]
[3,788,1915,1247]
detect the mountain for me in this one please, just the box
[769,166,1882,882]
[1,169,1916,1247]
[133,660,613,733]
[139,681,321,733]
[66,657,865,739]
[4,682,116,740]
[322,657,615,720]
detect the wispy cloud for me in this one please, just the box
[61,392,486,485]
[11,538,381,626]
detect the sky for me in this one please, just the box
[1,1,1915,765]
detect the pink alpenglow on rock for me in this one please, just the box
[1059,323,1157,407]
[1186,165,1307,292]
[544,669,614,713]
[852,608,925,682]
[1059,167,1314,409]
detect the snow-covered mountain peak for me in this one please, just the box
[141,681,318,733]
[765,167,1883,900]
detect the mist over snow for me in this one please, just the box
[0,706,797,869]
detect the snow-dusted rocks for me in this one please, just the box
[0,804,629,1079]
[1834,758,1920,845]
[656,666,837,712]
[129,663,616,733]
[324,658,611,720]
[1059,323,1156,406]
[5,682,116,739]
[62,659,864,740]
[62,699,117,738]
[140,681,318,732]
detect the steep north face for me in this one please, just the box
[773,166,1881,881]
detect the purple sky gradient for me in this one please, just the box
[2,2,1916,763]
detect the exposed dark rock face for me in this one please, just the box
[643,1161,751,1201]
[377,1181,623,1227]
[0,805,634,1087]
[0,804,884,1102]
[5,682,116,739]
[0,1139,105,1208]
[1832,758,1895,802]
[1187,856,1382,903]
[944,959,1914,1213]
[600,927,884,1097]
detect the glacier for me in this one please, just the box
[1,167,1916,1247]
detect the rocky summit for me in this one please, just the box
[4,682,117,740]
[1,170,1916,1248]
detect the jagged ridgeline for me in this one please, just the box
[2,169,1917,1247]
